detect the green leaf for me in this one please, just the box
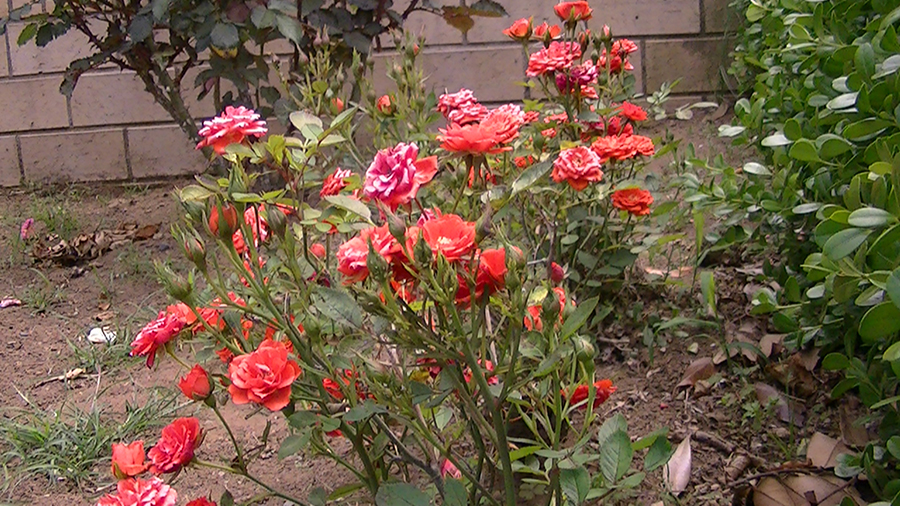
[793,203,822,214]
[789,139,823,163]
[330,107,357,129]
[699,270,716,317]
[599,430,634,483]
[328,482,367,501]
[826,92,858,110]
[128,15,153,42]
[151,0,172,20]
[822,353,851,371]
[560,467,591,505]
[559,296,599,340]
[443,479,467,506]
[511,159,553,195]
[761,133,791,147]
[644,436,674,472]
[470,0,508,17]
[887,268,900,309]
[859,302,900,343]
[817,134,853,159]
[847,207,895,228]
[597,414,627,447]
[375,483,431,506]
[823,228,871,260]
[276,14,302,45]
[843,118,892,141]
[307,488,327,506]
[210,22,239,48]
[743,162,771,175]
[783,118,802,140]
[884,341,900,362]
[343,401,387,422]
[179,185,213,202]
[718,125,746,137]
[855,43,876,78]
[290,111,324,131]
[325,195,372,222]
[278,434,306,459]
[220,490,235,506]
[314,287,363,328]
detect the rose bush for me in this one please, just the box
[100,3,678,505]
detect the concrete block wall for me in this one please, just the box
[0,0,737,187]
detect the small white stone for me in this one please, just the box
[87,327,116,344]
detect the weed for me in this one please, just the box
[66,338,131,375]
[0,390,181,495]
[20,269,63,314]
[115,244,156,279]
[27,195,81,241]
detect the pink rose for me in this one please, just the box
[363,143,438,210]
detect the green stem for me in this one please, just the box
[212,402,246,471]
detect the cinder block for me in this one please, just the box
[373,45,525,103]
[0,136,20,187]
[7,22,92,75]
[0,76,69,132]
[644,37,730,93]
[704,0,742,33]
[20,128,128,183]
[70,71,171,126]
[2,0,34,18]
[127,125,206,179]
[588,0,700,36]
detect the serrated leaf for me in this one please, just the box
[210,22,240,49]
[511,159,553,195]
[374,483,431,506]
[599,430,634,484]
[278,434,306,459]
[560,467,590,505]
[644,436,674,472]
[324,195,372,222]
[559,296,599,340]
[314,286,363,328]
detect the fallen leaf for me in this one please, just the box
[759,334,786,358]
[797,348,820,372]
[724,454,753,481]
[687,342,699,354]
[765,354,818,397]
[644,266,693,279]
[753,474,862,506]
[664,435,691,495]
[0,298,22,308]
[133,223,160,241]
[839,398,870,447]
[677,358,715,388]
[94,310,116,321]
[715,323,760,364]
[98,301,111,311]
[806,432,849,469]
[754,383,805,426]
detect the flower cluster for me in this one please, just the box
[99,418,208,506]
[438,97,527,156]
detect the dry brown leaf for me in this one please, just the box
[94,310,116,322]
[97,301,111,311]
[759,334,786,358]
[133,223,160,241]
[677,358,715,388]
[839,398,871,447]
[644,266,693,279]
[806,432,849,469]
[752,474,862,506]
[725,454,753,481]
[664,435,691,495]
[754,383,805,426]
[765,355,818,397]
[797,348,820,372]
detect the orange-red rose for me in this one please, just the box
[111,441,148,479]
[208,204,239,237]
[336,225,401,283]
[186,499,217,506]
[502,17,532,40]
[611,188,654,216]
[532,22,562,42]
[130,310,185,368]
[554,1,593,21]
[552,146,604,191]
[524,287,568,331]
[421,214,477,262]
[178,365,211,401]
[376,95,394,115]
[320,167,351,198]
[527,41,581,77]
[228,339,301,411]
[619,102,648,121]
[148,417,203,475]
[566,379,617,409]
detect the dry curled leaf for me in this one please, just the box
[806,432,849,469]
[765,354,818,397]
[754,383,805,426]
[759,334,786,358]
[664,435,692,495]
[752,474,862,506]
[725,454,754,481]
[677,358,715,388]
[839,398,871,447]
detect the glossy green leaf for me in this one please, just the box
[324,195,372,222]
[823,228,871,260]
[559,296,599,340]
[886,268,900,309]
[789,139,823,162]
[847,207,895,228]
[859,302,900,342]
[743,162,771,175]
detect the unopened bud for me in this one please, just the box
[475,206,493,243]
[209,203,239,241]
[541,290,561,325]
[413,234,432,267]
[156,263,193,303]
[366,241,390,283]
[267,205,287,238]
[387,213,407,244]
[183,236,207,272]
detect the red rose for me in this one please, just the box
[441,459,462,479]
[552,146,604,191]
[310,242,326,258]
[437,89,488,125]
[148,417,203,475]
[532,22,562,42]
[96,477,177,506]
[527,41,581,77]
[554,1,593,22]
[476,248,508,294]
[523,287,568,331]
[611,188,654,216]
[228,339,301,411]
[322,370,368,401]
[376,95,394,115]
[550,262,565,283]
[186,499,217,506]
[566,379,616,409]
[421,214,477,262]
[321,167,351,198]
[196,106,267,155]
[502,17,532,40]
[331,97,344,113]
[337,225,401,283]
[111,441,148,479]
[130,311,185,368]
[619,102,648,122]
[178,365,211,401]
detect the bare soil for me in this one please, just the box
[0,111,856,506]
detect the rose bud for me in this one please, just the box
[178,364,212,401]
[376,95,394,115]
[310,243,326,259]
[209,203,239,240]
[366,241,390,283]
[183,236,207,272]
[331,97,345,113]
[550,262,565,283]
[266,204,287,238]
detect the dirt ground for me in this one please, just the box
[0,110,862,506]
